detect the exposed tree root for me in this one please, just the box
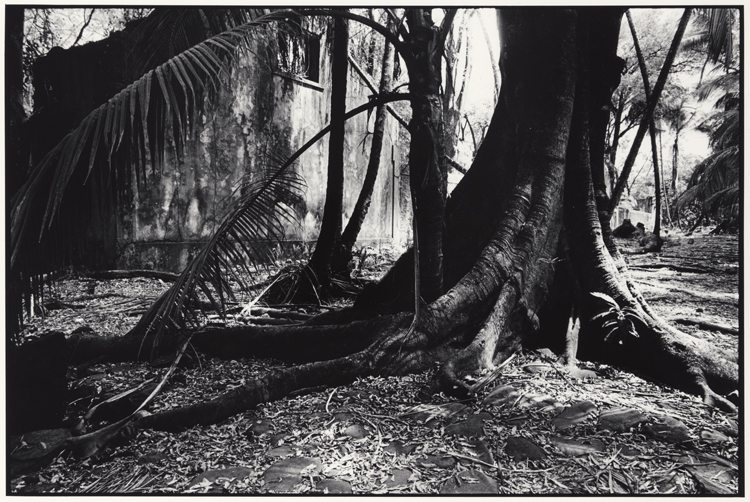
[59,9,738,457]
[66,314,405,365]
[668,317,738,336]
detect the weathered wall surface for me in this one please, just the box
[115,31,407,272]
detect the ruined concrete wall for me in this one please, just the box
[116,31,406,272]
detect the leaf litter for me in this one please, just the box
[11,237,739,494]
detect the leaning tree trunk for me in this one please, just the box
[609,8,692,215]
[332,26,395,275]
[67,8,736,454]
[627,10,663,237]
[649,122,663,235]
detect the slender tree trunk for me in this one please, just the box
[333,26,395,274]
[609,8,692,215]
[476,9,501,101]
[659,128,671,226]
[672,128,680,226]
[608,91,624,193]
[626,10,668,236]
[307,16,349,288]
[650,122,662,235]
[672,130,679,193]
[441,11,467,166]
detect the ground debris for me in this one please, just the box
[11,237,738,494]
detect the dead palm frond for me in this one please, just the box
[11,9,301,268]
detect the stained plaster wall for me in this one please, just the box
[117,33,406,272]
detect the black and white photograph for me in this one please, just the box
[7,6,740,494]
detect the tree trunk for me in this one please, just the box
[6,6,26,338]
[585,8,625,236]
[650,122,662,235]
[608,91,624,194]
[609,9,692,215]
[672,130,679,193]
[332,26,395,275]
[626,10,663,236]
[307,16,349,289]
[65,8,736,451]
[403,8,450,303]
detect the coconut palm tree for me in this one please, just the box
[674,8,738,229]
[675,70,739,225]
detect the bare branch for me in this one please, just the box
[71,8,96,47]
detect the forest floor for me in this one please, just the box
[9,230,740,494]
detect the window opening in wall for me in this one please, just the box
[276,28,321,83]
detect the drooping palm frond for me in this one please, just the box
[707,109,739,149]
[129,92,412,352]
[674,145,739,215]
[11,9,300,268]
[131,167,306,354]
[129,8,272,76]
[674,63,739,220]
[697,71,740,103]
[706,8,733,67]
[685,9,735,66]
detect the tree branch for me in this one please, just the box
[71,8,96,47]
[347,53,410,130]
[437,8,458,50]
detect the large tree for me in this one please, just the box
[10,8,737,451]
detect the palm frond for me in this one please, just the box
[675,145,739,213]
[705,186,739,216]
[11,10,299,268]
[129,92,412,352]
[132,167,306,354]
[697,71,739,102]
[674,184,702,212]
[129,8,272,76]
[680,31,709,53]
[707,8,733,67]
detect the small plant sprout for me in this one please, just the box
[590,292,646,345]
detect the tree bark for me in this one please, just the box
[650,122,662,235]
[403,8,451,303]
[584,8,624,237]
